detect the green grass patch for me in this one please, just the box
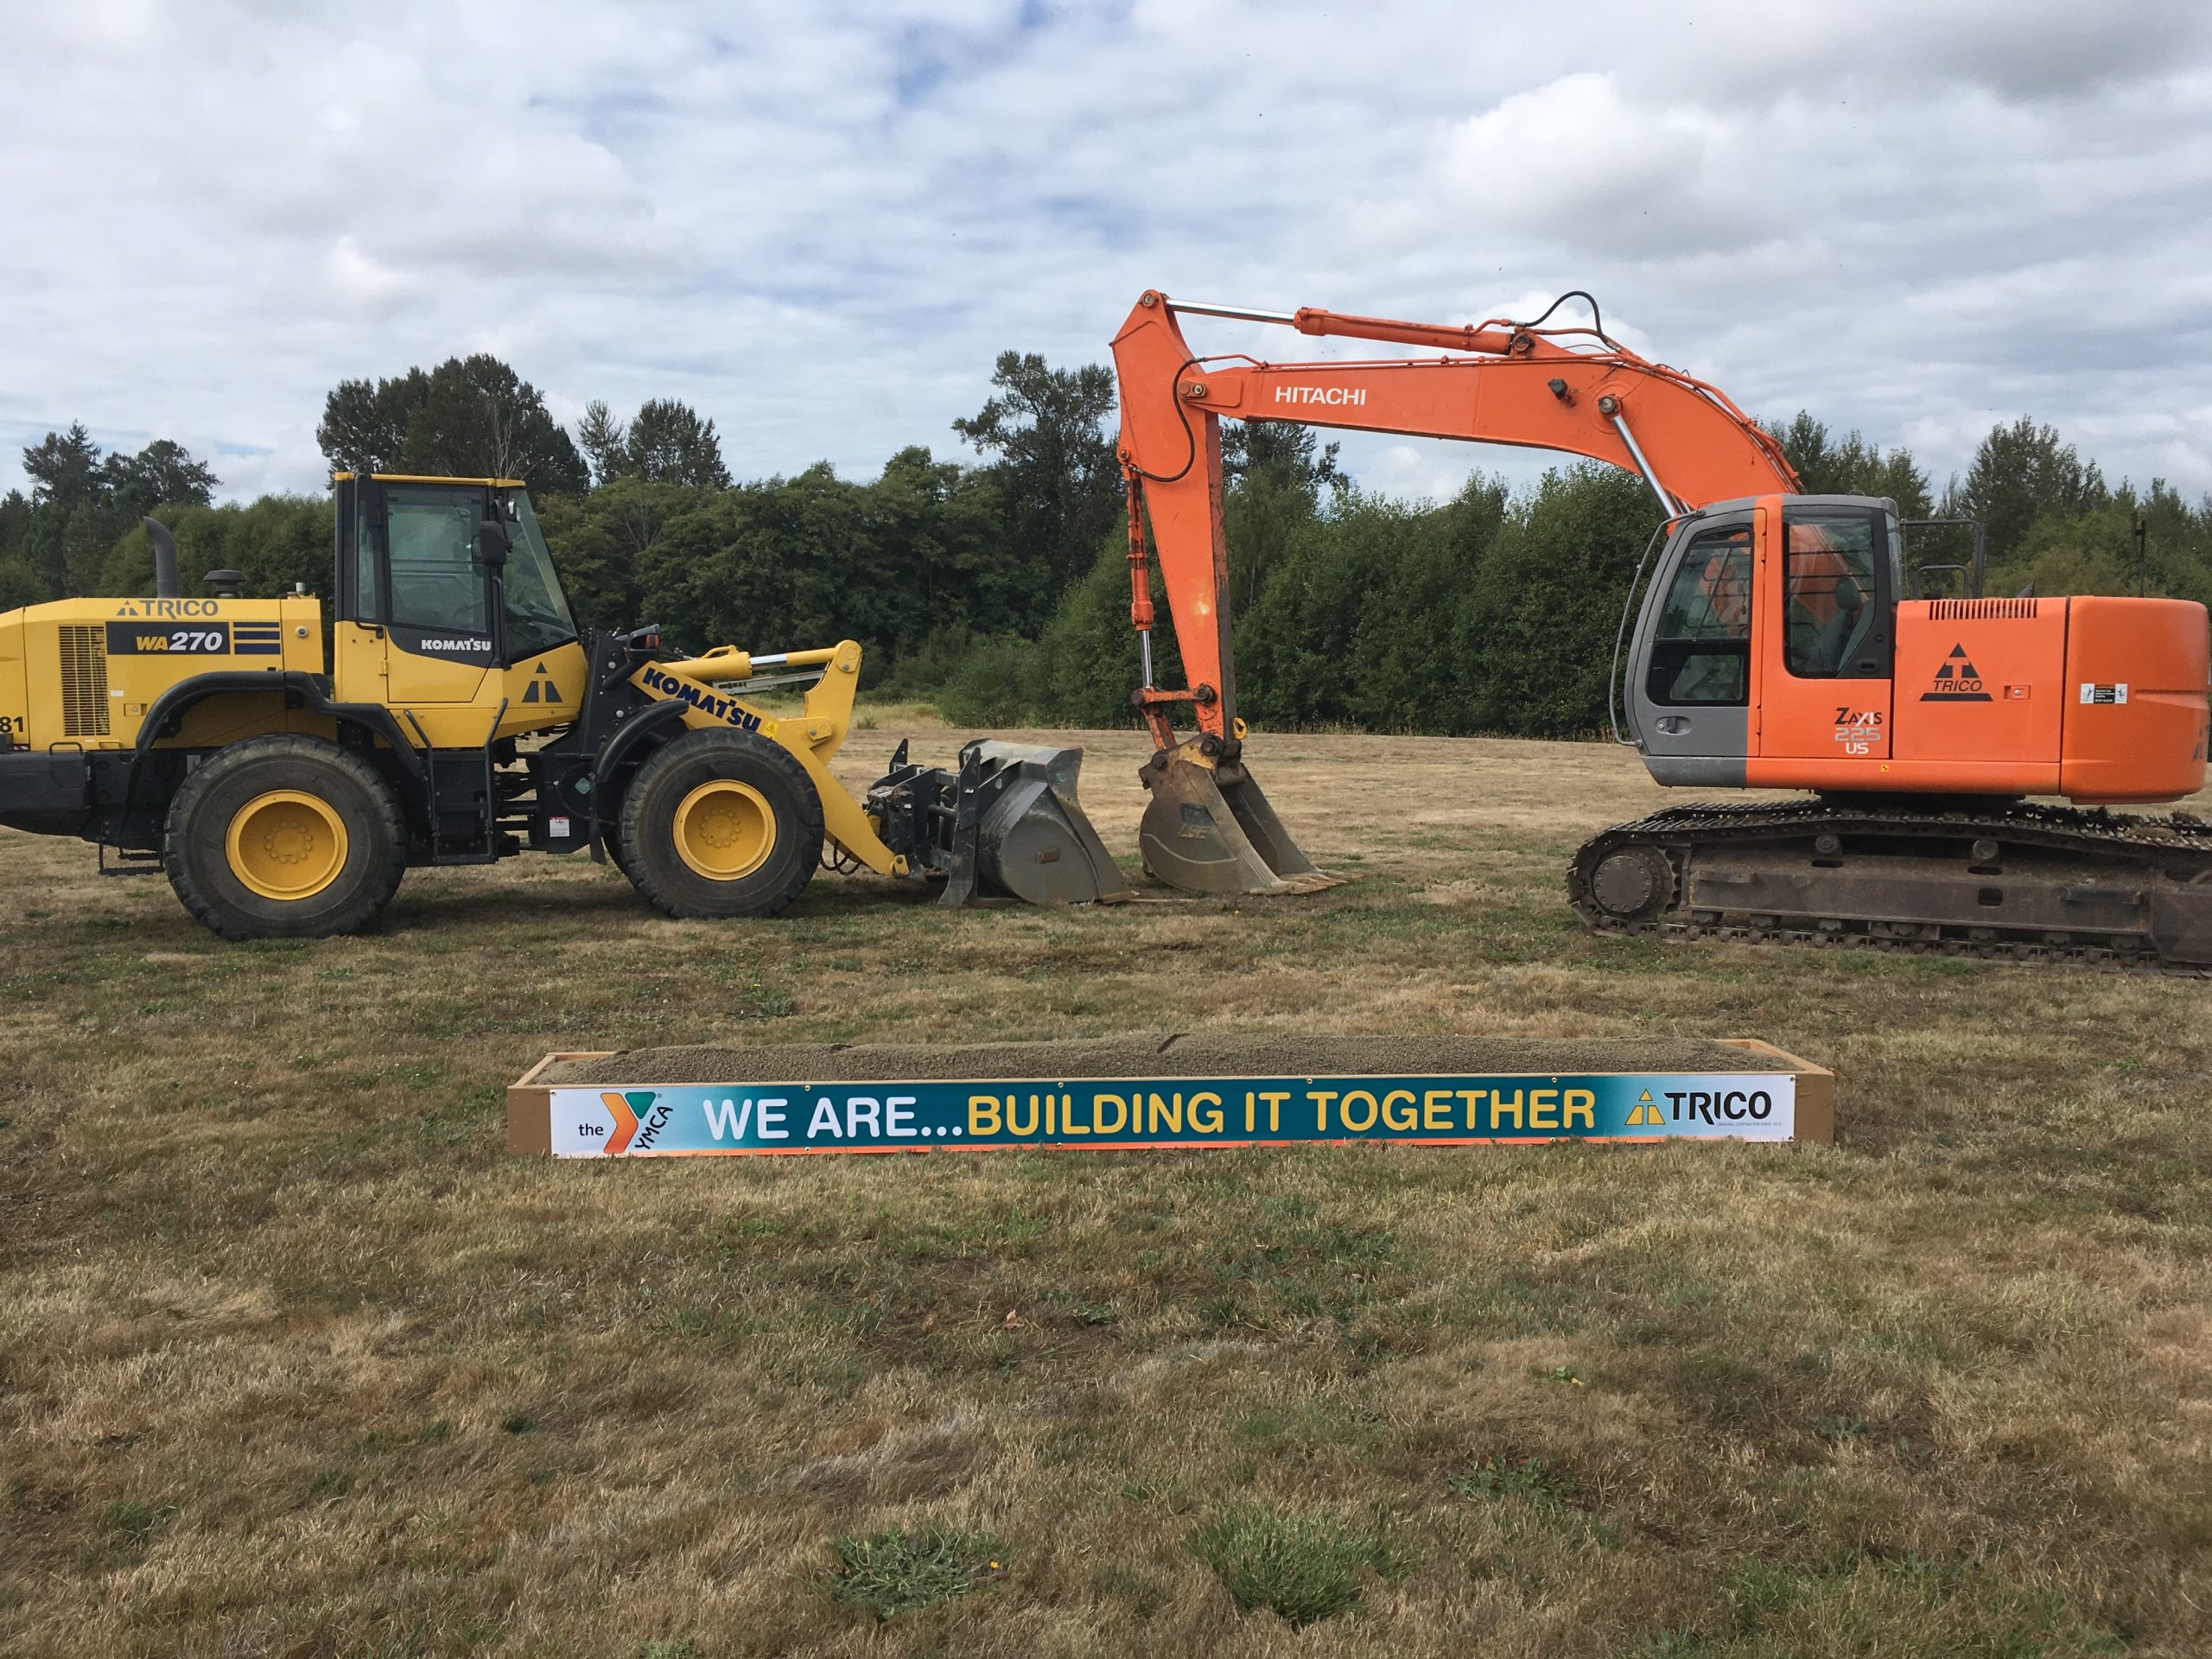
[826,1524,1007,1620]
[1187,1502,1404,1625]
[1446,1455,1580,1508]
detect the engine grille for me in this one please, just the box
[59,625,111,737]
[1928,597,2039,620]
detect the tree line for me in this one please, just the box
[5,351,2209,740]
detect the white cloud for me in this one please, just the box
[2,0,2210,509]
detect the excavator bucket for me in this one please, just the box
[866,741,1133,907]
[1137,741,1342,896]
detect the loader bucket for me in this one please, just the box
[1137,742,1342,896]
[863,740,1132,907]
[940,741,1133,907]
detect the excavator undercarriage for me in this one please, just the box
[1569,799,2212,975]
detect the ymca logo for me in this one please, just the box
[596,1090,671,1154]
[1921,643,1993,702]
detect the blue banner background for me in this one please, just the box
[545,1071,1798,1156]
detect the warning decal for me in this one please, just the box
[1922,643,1993,702]
[2078,683,2130,705]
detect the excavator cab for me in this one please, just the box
[1624,494,1903,787]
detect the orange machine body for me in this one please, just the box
[1114,294,2211,810]
[1732,499,2209,801]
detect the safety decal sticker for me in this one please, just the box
[2078,683,2129,705]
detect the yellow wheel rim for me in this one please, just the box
[226,790,348,901]
[674,779,777,881]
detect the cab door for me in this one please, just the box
[1626,510,1758,786]
[1756,501,1897,765]
[366,481,498,710]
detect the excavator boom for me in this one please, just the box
[1111,287,1800,893]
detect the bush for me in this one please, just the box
[937,634,1046,727]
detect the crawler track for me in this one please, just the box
[1568,798,2212,976]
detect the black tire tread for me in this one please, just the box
[163,734,407,940]
[616,728,823,919]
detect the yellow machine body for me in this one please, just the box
[0,474,1121,938]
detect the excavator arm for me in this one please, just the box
[1109,288,1802,893]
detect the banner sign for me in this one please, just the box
[543,1071,1798,1157]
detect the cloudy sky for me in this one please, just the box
[4,0,2209,506]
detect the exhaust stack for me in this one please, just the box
[143,517,180,600]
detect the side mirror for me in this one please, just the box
[476,518,510,569]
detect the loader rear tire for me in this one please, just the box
[619,728,823,919]
[164,735,407,940]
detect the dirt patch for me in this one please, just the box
[540,1033,1793,1085]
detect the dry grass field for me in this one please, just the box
[3,721,2209,1656]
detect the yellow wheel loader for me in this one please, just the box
[0,474,1128,939]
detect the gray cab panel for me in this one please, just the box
[1625,509,1756,787]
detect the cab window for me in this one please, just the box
[500,492,578,660]
[385,487,489,635]
[1783,510,1891,678]
[1647,524,1751,706]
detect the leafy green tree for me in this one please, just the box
[1950,416,2108,564]
[953,352,1121,590]
[1222,421,1345,496]
[316,357,587,493]
[1460,465,1658,735]
[404,356,588,493]
[0,558,43,611]
[100,498,333,599]
[316,369,429,475]
[16,425,218,600]
[533,476,697,632]
[1765,411,1931,517]
[105,439,219,510]
[0,491,30,565]
[622,399,731,489]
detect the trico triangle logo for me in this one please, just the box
[1625,1090,1666,1128]
[520,659,565,705]
[1922,644,1993,702]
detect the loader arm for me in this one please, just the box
[1111,290,1802,746]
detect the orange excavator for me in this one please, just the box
[1111,289,2212,970]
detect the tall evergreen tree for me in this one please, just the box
[576,399,628,487]
[22,423,106,510]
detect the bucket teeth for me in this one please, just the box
[1137,744,1342,896]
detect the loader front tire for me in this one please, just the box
[164,736,407,940]
[619,728,823,919]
